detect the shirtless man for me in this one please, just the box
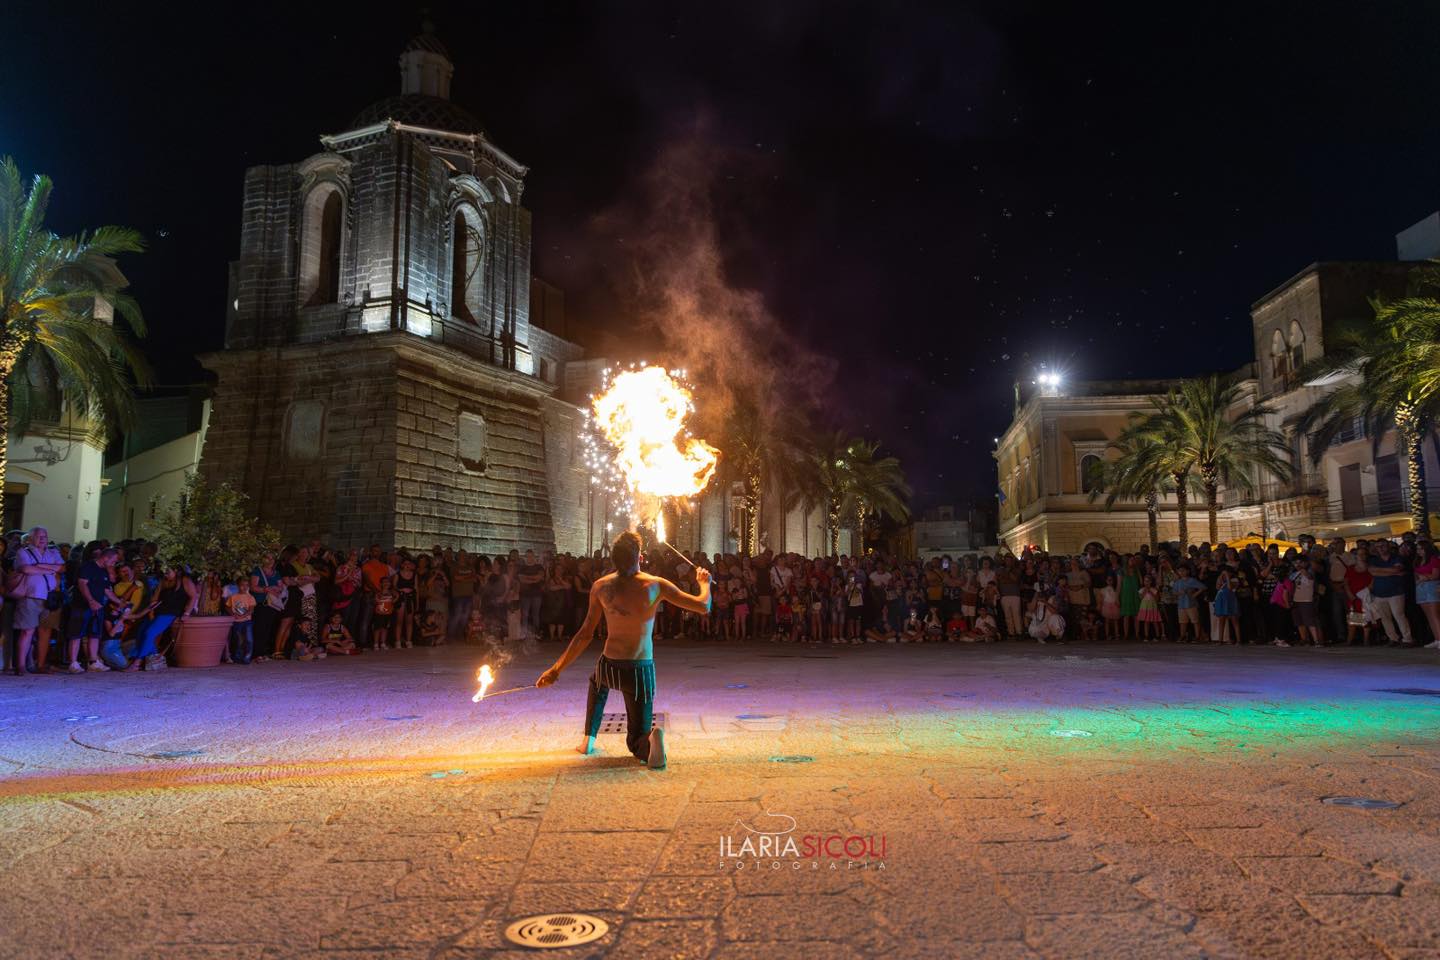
[536,531,711,769]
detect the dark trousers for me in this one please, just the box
[583,656,656,761]
[252,605,279,659]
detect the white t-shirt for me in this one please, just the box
[15,545,64,599]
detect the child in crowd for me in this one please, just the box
[372,577,397,651]
[1099,574,1121,640]
[419,609,445,647]
[715,575,733,639]
[731,580,750,641]
[945,610,967,640]
[775,595,794,642]
[226,575,256,664]
[465,608,486,646]
[901,608,924,643]
[924,607,944,641]
[322,612,357,656]
[1136,575,1162,642]
[973,607,999,641]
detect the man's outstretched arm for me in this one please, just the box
[537,584,603,686]
[659,567,712,615]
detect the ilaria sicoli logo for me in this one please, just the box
[719,812,887,870]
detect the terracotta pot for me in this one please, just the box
[172,615,231,668]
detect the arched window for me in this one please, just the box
[299,185,343,307]
[1288,319,1305,372]
[1080,454,1104,494]
[451,208,483,323]
[1270,328,1289,382]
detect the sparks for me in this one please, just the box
[591,366,719,500]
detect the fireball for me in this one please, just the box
[591,366,719,500]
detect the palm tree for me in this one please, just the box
[1091,427,1169,553]
[843,438,912,554]
[0,158,149,519]
[1135,375,1292,546]
[803,432,911,555]
[721,395,807,554]
[1297,268,1440,536]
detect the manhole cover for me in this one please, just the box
[1322,796,1402,810]
[598,712,666,734]
[427,769,467,779]
[62,715,101,722]
[504,913,609,949]
[1050,730,1092,738]
[725,683,748,689]
[942,692,975,699]
[1220,690,1262,695]
[770,755,813,763]
[147,749,205,759]
[688,664,716,669]
[1372,688,1440,697]
[384,715,421,721]
[736,714,774,720]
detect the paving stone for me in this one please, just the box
[999,871,1150,915]
[978,840,1104,874]
[633,875,737,918]
[1237,855,1402,894]
[721,893,877,941]
[4,643,1440,957]
[609,919,717,958]
[1025,913,1210,959]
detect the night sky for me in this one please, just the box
[6,1,1440,510]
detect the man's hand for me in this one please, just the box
[536,666,561,687]
[695,567,711,587]
[89,601,102,613]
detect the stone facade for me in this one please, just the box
[200,28,598,554]
[996,256,1438,554]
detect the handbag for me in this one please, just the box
[1346,610,1367,627]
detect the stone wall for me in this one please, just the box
[200,341,399,547]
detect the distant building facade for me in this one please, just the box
[995,239,1434,554]
[98,391,211,541]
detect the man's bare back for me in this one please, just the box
[537,566,711,685]
[533,532,711,767]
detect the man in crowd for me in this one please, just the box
[1367,538,1413,646]
[68,547,121,673]
[11,526,65,675]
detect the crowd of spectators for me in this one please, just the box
[6,524,1439,675]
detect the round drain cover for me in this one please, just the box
[504,913,609,949]
[1322,796,1401,810]
[770,755,813,763]
[1050,729,1092,738]
[725,683,748,689]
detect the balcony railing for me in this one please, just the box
[1217,471,1326,509]
[1319,486,1440,524]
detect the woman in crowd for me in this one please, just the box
[128,564,198,670]
[251,552,286,661]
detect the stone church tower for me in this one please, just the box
[200,24,602,552]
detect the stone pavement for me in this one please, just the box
[3,641,1440,958]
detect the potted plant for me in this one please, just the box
[144,474,280,667]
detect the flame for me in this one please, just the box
[656,510,667,544]
[472,664,495,702]
[591,366,719,500]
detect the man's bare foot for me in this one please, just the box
[647,727,667,770]
[577,735,597,755]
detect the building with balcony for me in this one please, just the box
[995,228,1437,554]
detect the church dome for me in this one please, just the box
[351,94,484,135]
